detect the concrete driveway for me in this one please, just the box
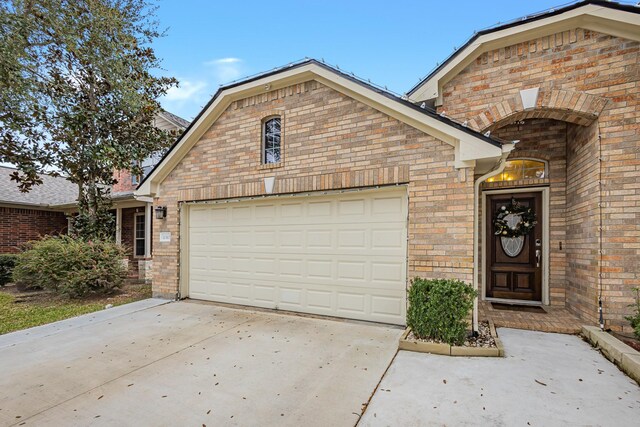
[0,299,402,426]
[360,328,640,426]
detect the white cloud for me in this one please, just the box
[206,57,241,65]
[204,57,243,84]
[160,77,210,120]
[163,78,207,101]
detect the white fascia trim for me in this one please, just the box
[136,63,502,197]
[410,5,640,103]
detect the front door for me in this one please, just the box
[486,192,542,301]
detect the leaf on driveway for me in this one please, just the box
[535,379,547,386]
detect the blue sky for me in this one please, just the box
[154,0,567,120]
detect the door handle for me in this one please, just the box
[535,249,541,268]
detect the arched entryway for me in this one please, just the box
[475,88,606,322]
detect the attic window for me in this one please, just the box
[262,117,281,164]
[486,159,547,182]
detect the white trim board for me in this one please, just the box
[410,4,640,104]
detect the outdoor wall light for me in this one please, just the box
[154,206,167,220]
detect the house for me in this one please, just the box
[0,167,77,252]
[136,1,640,332]
[0,110,189,279]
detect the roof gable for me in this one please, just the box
[408,0,640,104]
[137,60,507,197]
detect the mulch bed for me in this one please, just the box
[406,321,497,348]
[610,331,640,352]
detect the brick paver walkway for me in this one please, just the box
[479,301,582,334]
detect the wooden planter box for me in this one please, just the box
[398,320,505,357]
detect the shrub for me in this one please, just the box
[13,235,127,298]
[625,287,640,339]
[0,254,18,287]
[406,277,477,346]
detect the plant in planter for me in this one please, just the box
[625,287,640,339]
[0,254,17,287]
[406,278,477,346]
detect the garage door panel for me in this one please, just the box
[254,285,276,303]
[188,188,407,325]
[307,289,333,309]
[280,287,303,306]
[371,295,404,317]
[308,200,332,216]
[230,282,252,300]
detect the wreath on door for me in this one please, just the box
[493,198,537,238]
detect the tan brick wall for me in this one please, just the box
[152,80,475,298]
[566,120,600,324]
[441,28,640,330]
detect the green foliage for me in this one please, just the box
[12,235,127,298]
[625,287,640,339]
[0,0,178,239]
[406,277,477,346]
[0,254,18,287]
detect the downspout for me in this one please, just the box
[472,143,516,332]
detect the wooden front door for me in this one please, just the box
[486,192,543,301]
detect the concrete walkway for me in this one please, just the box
[360,328,640,426]
[0,299,402,426]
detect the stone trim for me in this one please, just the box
[175,166,410,202]
[468,88,608,131]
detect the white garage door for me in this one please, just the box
[186,187,408,325]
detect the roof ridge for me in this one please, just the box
[407,0,640,96]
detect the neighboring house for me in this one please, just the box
[137,1,640,332]
[108,111,190,278]
[0,110,189,279]
[0,167,76,253]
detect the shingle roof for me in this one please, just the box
[0,166,78,208]
[158,110,190,129]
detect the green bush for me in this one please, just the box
[406,277,477,346]
[12,235,127,298]
[625,287,640,339]
[0,254,18,287]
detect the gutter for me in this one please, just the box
[472,143,515,332]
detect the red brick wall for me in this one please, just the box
[152,80,475,298]
[119,207,149,278]
[0,207,68,253]
[112,169,137,193]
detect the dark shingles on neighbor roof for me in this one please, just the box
[0,166,78,207]
[159,110,190,129]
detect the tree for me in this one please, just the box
[0,0,177,238]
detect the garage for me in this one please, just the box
[184,187,408,325]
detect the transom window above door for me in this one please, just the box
[487,159,547,182]
[262,117,281,164]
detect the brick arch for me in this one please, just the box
[467,89,608,132]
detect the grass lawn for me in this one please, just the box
[0,283,152,335]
